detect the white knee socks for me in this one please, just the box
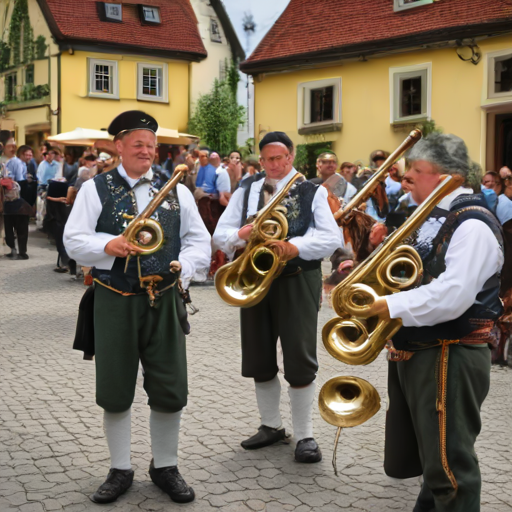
[150,410,182,469]
[288,380,316,441]
[104,409,132,470]
[254,376,283,429]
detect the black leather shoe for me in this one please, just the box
[241,425,288,450]
[90,468,134,503]
[149,459,195,503]
[16,254,29,260]
[294,438,322,463]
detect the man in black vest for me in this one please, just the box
[64,111,211,504]
[361,134,503,512]
[212,132,340,463]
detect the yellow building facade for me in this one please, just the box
[251,33,512,171]
[59,51,190,134]
[242,0,512,174]
[1,0,210,152]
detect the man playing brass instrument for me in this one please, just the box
[362,134,503,512]
[64,111,211,504]
[213,132,340,462]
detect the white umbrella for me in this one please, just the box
[47,127,112,146]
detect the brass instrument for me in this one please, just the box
[123,164,186,258]
[323,173,464,367]
[333,129,422,221]
[319,173,464,475]
[215,173,303,308]
[318,376,381,475]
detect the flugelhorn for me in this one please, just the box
[123,164,186,258]
[319,376,380,475]
[215,173,302,308]
[333,129,422,221]
[323,173,465,366]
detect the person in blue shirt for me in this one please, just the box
[36,148,61,186]
[195,148,217,195]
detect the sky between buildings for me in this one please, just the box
[222,0,291,57]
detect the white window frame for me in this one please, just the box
[137,62,168,103]
[88,58,119,99]
[389,63,432,124]
[393,0,434,12]
[297,77,342,132]
[104,3,122,21]
[487,48,512,100]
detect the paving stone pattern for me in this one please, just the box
[1,229,511,511]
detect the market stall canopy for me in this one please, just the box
[47,127,112,146]
[47,127,199,147]
[156,127,199,145]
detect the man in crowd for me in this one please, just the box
[37,147,61,186]
[64,110,211,504]
[213,131,340,463]
[6,145,33,204]
[364,134,503,512]
[310,152,357,204]
[195,147,223,234]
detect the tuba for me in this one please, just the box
[123,164,186,258]
[215,173,303,308]
[322,173,464,366]
[319,172,464,474]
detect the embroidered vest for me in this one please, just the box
[392,193,504,350]
[240,172,320,269]
[92,168,181,293]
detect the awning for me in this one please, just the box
[47,127,112,146]
[46,126,200,147]
[156,127,199,145]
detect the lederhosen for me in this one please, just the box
[239,173,322,387]
[384,194,503,512]
[91,169,188,413]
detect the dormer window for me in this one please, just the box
[394,0,434,12]
[97,3,123,22]
[139,5,161,25]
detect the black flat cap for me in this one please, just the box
[259,131,293,152]
[108,110,158,138]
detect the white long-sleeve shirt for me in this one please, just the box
[63,165,211,288]
[386,188,503,327]
[212,168,342,260]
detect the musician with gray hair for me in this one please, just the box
[64,110,211,504]
[363,133,503,512]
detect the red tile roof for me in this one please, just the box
[241,0,512,73]
[38,0,207,60]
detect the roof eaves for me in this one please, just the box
[210,0,245,61]
[240,20,512,75]
[56,39,207,62]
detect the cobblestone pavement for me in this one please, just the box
[1,228,511,512]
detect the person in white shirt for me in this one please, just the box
[64,111,210,505]
[362,133,503,512]
[213,131,341,464]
